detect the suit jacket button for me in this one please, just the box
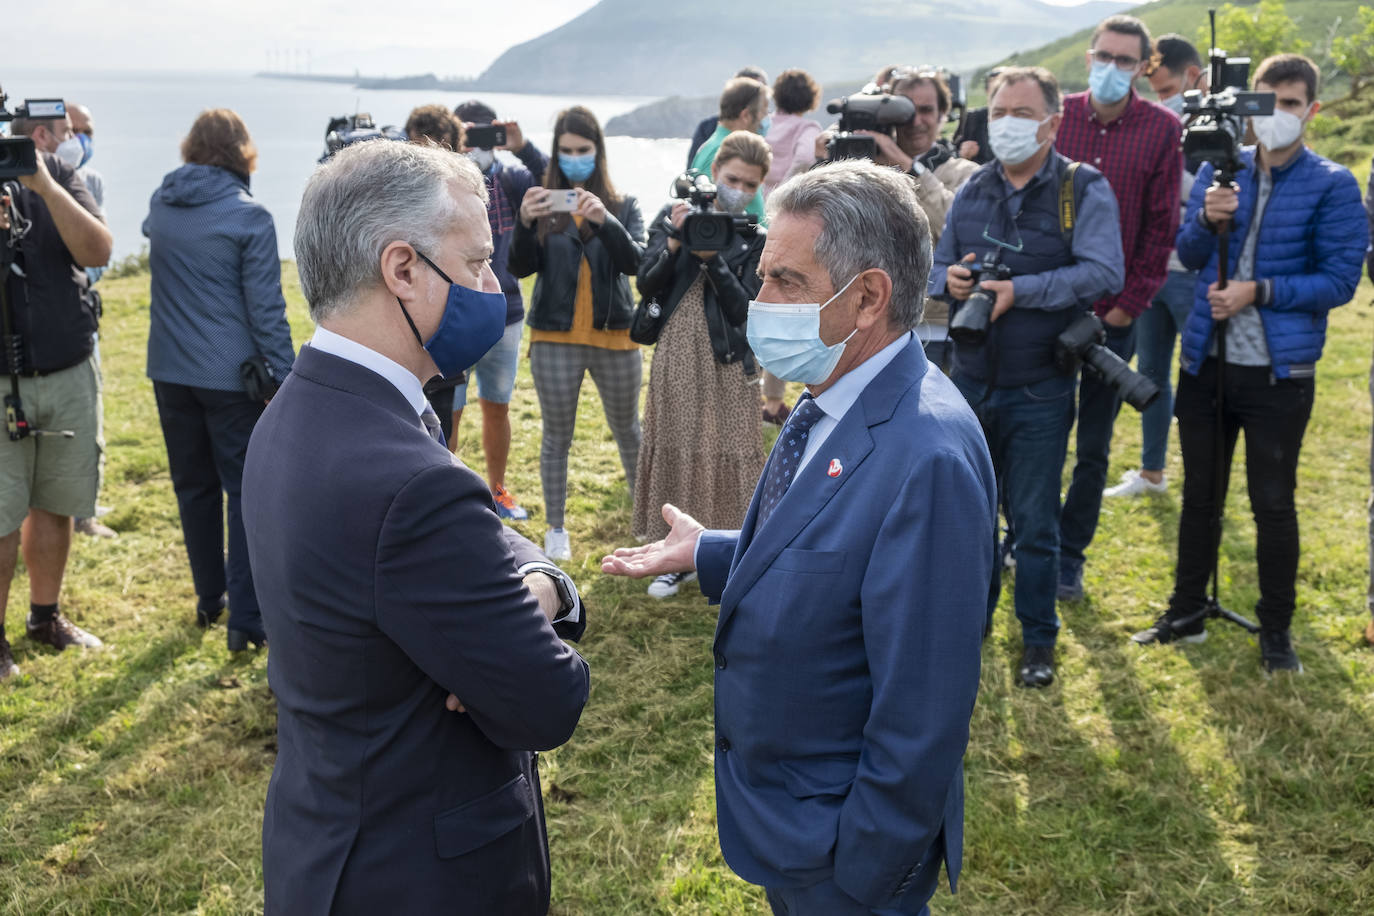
[717,735,731,752]
[714,652,727,669]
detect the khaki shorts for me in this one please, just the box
[0,357,102,535]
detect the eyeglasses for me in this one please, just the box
[1089,48,1141,72]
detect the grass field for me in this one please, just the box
[3,257,1374,911]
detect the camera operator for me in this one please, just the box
[0,109,113,678]
[1134,55,1367,673]
[1054,14,1182,603]
[930,67,1123,689]
[816,68,977,243]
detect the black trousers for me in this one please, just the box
[153,381,266,634]
[1171,359,1315,630]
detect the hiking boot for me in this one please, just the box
[1259,627,1302,674]
[0,637,18,679]
[1132,611,1207,646]
[27,613,103,650]
[492,485,529,521]
[647,572,697,598]
[1018,644,1055,688]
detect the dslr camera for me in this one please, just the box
[947,249,1013,345]
[0,90,67,180]
[824,89,916,161]
[319,113,407,162]
[668,170,753,253]
[1180,11,1275,179]
[1054,313,1160,411]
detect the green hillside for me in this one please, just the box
[997,0,1361,91]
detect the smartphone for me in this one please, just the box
[547,190,580,213]
[465,124,507,149]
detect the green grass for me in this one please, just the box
[4,250,1374,911]
[994,0,1363,92]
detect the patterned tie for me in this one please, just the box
[420,406,446,448]
[756,394,825,530]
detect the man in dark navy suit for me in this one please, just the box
[602,160,996,915]
[243,140,589,915]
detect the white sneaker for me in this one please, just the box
[1103,469,1168,499]
[544,528,571,562]
[647,572,697,598]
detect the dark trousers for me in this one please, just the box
[153,381,266,634]
[1059,321,1136,571]
[1170,359,1314,630]
[955,372,1076,646]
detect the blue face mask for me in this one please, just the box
[759,116,772,135]
[559,152,596,183]
[745,273,861,384]
[76,132,94,168]
[397,251,507,379]
[1088,59,1135,104]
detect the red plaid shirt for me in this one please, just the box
[1056,89,1183,318]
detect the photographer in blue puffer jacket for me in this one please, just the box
[1132,54,1367,674]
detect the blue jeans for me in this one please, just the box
[1059,321,1136,572]
[955,373,1075,647]
[1136,271,1195,471]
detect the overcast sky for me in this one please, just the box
[13,0,1101,75]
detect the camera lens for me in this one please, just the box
[949,288,994,346]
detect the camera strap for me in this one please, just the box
[1058,161,1082,241]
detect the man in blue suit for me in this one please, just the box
[602,160,996,915]
[243,140,589,915]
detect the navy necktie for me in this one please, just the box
[420,406,446,448]
[756,394,824,530]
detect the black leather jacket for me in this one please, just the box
[636,202,765,366]
[509,196,645,332]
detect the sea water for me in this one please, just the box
[3,69,689,260]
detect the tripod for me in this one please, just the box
[1171,171,1259,636]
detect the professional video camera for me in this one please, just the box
[1054,313,1160,411]
[0,89,66,180]
[824,89,916,161]
[319,113,407,162]
[1179,13,1275,178]
[668,170,754,253]
[947,249,1012,345]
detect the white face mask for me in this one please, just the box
[988,116,1049,167]
[1252,105,1310,152]
[55,136,85,170]
[466,148,495,172]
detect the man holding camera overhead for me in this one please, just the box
[0,102,112,678]
[930,67,1123,689]
[1133,54,1366,673]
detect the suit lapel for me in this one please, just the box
[715,337,929,637]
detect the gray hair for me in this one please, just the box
[766,160,932,330]
[294,140,487,322]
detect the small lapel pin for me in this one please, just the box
[828,458,843,478]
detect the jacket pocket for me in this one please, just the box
[778,754,860,799]
[769,548,846,575]
[433,772,536,859]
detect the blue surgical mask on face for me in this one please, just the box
[759,116,772,136]
[397,251,507,379]
[745,273,861,384]
[1161,93,1185,117]
[77,132,94,167]
[559,152,596,182]
[1088,59,1135,104]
